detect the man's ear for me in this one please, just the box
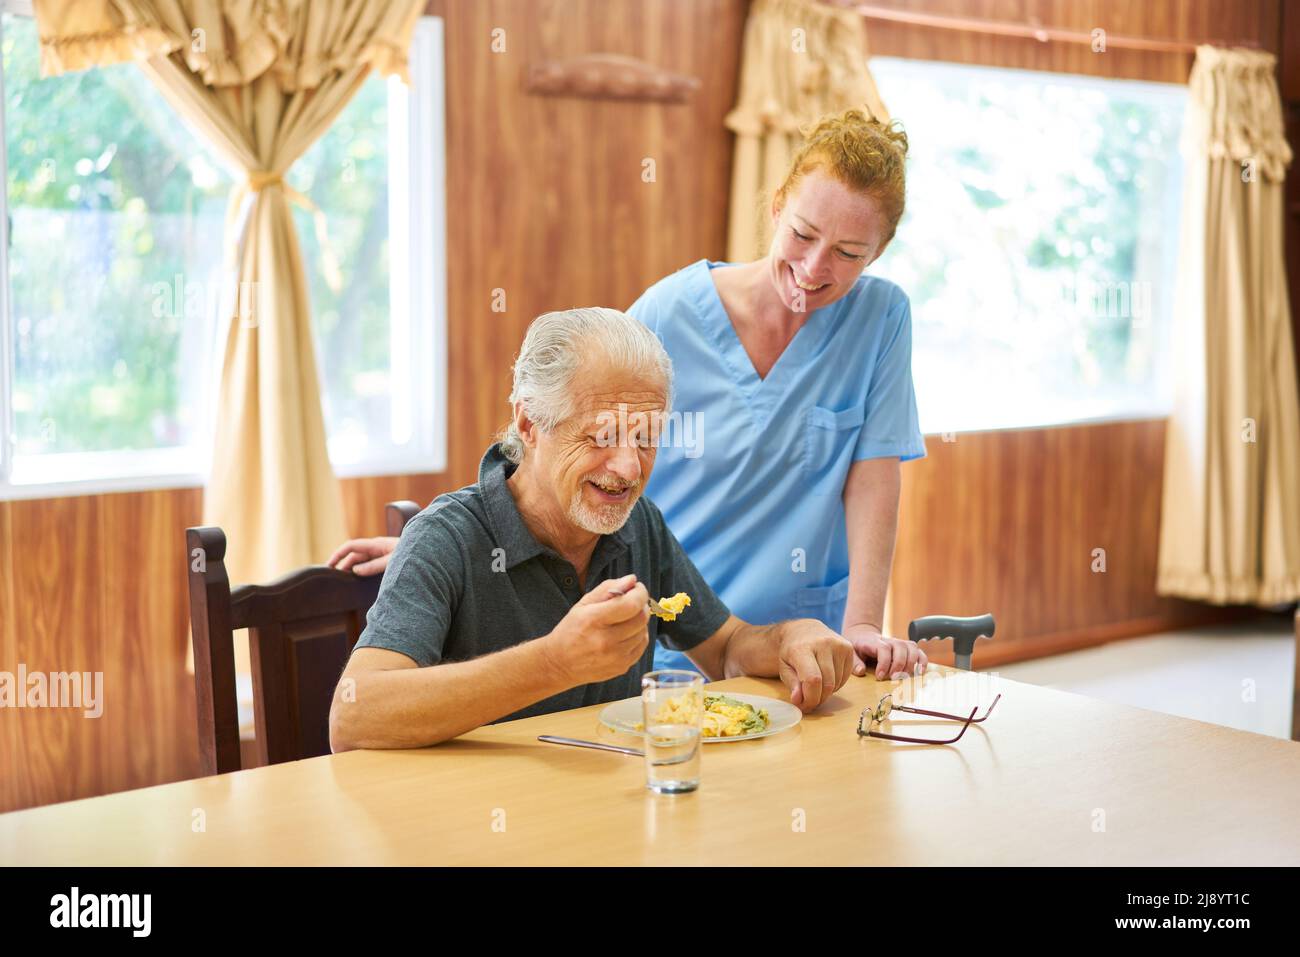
[513,402,538,450]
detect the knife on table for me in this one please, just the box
[537,734,644,757]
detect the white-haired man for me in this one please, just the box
[329,307,858,750]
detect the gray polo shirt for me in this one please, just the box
[353,443,732,723]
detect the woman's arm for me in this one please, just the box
[842,456,928,679]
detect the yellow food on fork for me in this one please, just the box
[653,592,691,621]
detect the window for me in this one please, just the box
[291,17,447,478]
[0,10,446,497]
[869,57,1187,433]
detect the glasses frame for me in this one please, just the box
[857,693,1002,744]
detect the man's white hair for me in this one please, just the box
[500,307,673,464]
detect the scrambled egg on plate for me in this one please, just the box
[636,693,771,738]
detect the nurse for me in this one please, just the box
[629,107,928,681]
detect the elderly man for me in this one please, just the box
[329,307,859,751]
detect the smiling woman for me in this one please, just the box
[628,107,930,684]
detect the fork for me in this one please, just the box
[616,580,672,619]
[647,596,673,619]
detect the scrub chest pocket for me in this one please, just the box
[801,405,865,485]
[793,572,852,627]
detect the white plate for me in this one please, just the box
[598,692,801,743]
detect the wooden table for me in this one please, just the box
[3,668,1299,865]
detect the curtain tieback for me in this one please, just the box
[247,169,284,191]
[226,169,345,308]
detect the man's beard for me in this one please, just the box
[568,477,639,534]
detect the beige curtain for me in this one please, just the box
[1158,46,1300,605]
[34,0,423,585]
[724,0,889,261]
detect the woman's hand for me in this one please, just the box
[327,536,399,576]
[844,624,927,680]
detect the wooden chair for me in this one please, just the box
[186,500,422,775]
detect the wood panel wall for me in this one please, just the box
[885,420,1233,666]
[0,490,203,811]
[425,0,749,499]
[2,0,1292,813]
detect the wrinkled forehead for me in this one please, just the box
[567,357,669,428]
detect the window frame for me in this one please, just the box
[0,1,19,497]
[0,9,448,500]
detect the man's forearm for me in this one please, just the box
[718,620,790,679]
[330,639,572,750]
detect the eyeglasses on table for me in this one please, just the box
[857,692,1002,744]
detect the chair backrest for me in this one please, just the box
[186,500,422,775]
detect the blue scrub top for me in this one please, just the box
[628,259,927,671]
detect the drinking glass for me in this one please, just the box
[641,670,703,793]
